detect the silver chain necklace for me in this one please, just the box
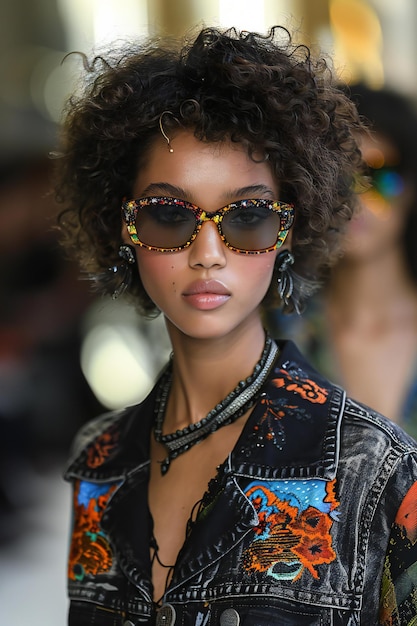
[153,335,278,475]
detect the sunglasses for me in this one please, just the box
[122,196,295,254]
[368,166,405,199]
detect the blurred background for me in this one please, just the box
[1,0,417,623]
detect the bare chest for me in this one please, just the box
[148,421,247,602]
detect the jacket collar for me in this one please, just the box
[65,340,345,483]
[64,340,347,598]
[229,339,345,481]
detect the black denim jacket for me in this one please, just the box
[64,340,417,625]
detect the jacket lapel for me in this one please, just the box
[167,341,346,590]
[65,340,346,598]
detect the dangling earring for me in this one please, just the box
[276,250,295,307]
[83,244,137,299]
[159,111,174,153]
[118,243,136,265]
[109,244,136,299]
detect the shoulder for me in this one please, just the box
[280,339,417,451]
[267,340,417,481]
[64,376,161,479]
[67,410,126,464]
[340,397,417,500]
[342,395,417,455]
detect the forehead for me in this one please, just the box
[132,130,278,204]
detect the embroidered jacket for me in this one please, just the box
[64,340,417,625]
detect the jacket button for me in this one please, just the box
[123,622,135,626]
[220,608,240,626]
[156,603,176,626]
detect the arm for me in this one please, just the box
[379,481,417,624]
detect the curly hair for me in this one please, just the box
[55,26,364,315]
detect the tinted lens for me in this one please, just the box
[371,168,404,198]
[222,204,282,251]
[136,201,196,248]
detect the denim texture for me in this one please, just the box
[64,340,417,625]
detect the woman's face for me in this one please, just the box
[343,132,412,262]
[124,131,288,341]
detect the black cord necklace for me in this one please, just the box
[153,335,278,475]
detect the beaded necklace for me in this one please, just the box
[153,335,278,474]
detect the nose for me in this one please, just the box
[188,220,227,269]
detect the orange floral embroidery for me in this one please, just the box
[379,481,417,624]
[243,480,339,582]
[272,369,328,404]
[68,480,118,581]
[292,534,336,579]
[324,478,339,512]
[69,532,113,579]
[86,429,119,468]
[291,506,332,537]
[395,481,417,544]
[258,396,287,421]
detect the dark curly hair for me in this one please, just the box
[55,26,364,315]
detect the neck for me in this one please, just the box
[163,315,267,430]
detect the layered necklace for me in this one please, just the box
[153,335,278,475]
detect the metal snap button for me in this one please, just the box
[123,621,135,626]
[156,603,176,626]
[220,608,240,626]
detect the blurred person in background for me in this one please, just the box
[270,84,417,439]
[56,25,417,624]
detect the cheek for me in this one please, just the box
[136,252,181,297]
[257,251,278,274]
[239,254,277,288]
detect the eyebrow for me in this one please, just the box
[225,184,276,200]
[139,182,189,198]
[138,182,276,201]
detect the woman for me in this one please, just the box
[273,85,417,437]
[56,27,417,625]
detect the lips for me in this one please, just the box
[182,280,231,310]
[183,280,230,296]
